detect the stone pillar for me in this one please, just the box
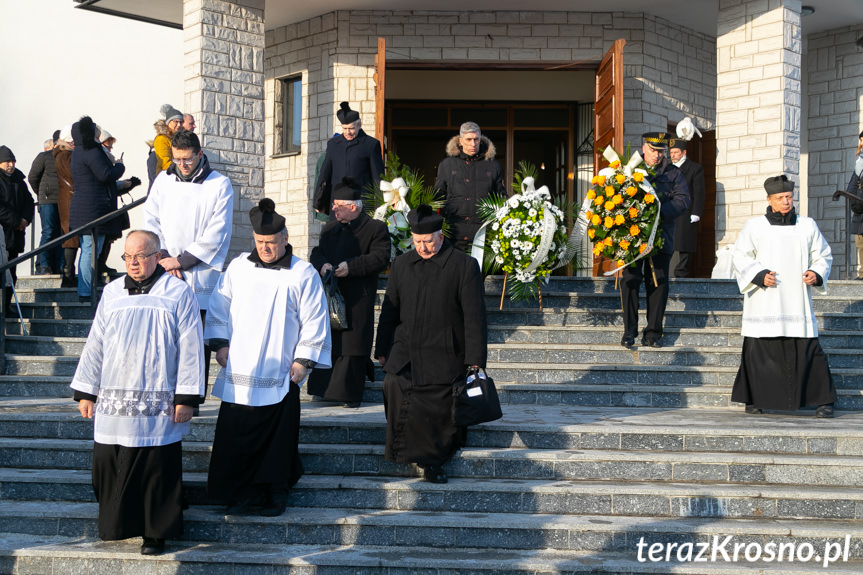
[715,0,802,246]
[184,0,265,257]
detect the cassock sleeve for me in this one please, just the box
[370,139,384,186]
[807,220,832,295]
[732,219,768,295]
[374,257,402,359]
[460,256,488,368]
[348,221,390,277]
[313,144,334,214]
[174,282,206,397]
[184,177,234,268]
[204,263,233,341]
[294,268,332,369]
[70,293,108,396]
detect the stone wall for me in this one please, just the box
[184,0,266,259]
[806,23,863,279]
[264,10,716,257]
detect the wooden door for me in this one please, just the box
[592,39,625,276]
[374,37,386,160]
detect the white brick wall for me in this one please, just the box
[265,10,715,256]
[806,23,863,279]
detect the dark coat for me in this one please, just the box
[848,168,863,235]
[313,130,384,214]
[69,118,125,233]
[309,212,390,356]
[53,145,78,249]
[672,157,705,253]
[28,150,61,205]
[648,157,690,255]
[98,147,131,239]
[0,168,35,254]
[374,239,488,386]
[435,136,507,252]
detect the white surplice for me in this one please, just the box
[732,214,832,338]
[204,253,332,407]
[143,168,233,310]
[70,274,205,447]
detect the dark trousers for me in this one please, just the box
[672,251,693,278]
[620,252,671,341]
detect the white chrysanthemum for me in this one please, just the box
[495,256,504,264]
[492,222,499,231]
[508,197,520,208]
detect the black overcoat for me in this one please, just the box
[374,240,488,386]
[0,168,35,254]
[28,149,60,205]
[435,136,506,252]
[649,157,690,255]
[313,130,384,214]
[309,213,390,356]
[672,158,705,253]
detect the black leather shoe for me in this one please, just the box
[815,404,834,418]
[226,496,263,515]
[141,538,165,555]
[342,401,361,409]
[422,465,448,484]
[620,334,635,349]
[259,498,288,517]
[744,405,763,415]
[641,337,661,348]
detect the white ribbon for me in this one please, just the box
[603,180,661,276]
[676,117,702,141]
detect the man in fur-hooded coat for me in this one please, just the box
[434,122,506,253]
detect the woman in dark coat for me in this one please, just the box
[53,129,79,287]
[69,116,124,299]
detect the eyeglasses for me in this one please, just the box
[121,252,158,263]
[172,157,197,166]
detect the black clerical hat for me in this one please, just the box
[336,102,360,125]
[333,177,362,201]
[642,132,668,150]
[764,175,795,196]
[407,204,443,234]
[249,198,286,235]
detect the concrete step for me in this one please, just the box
[4,468,863,523]
[1,499,863,557]
[3,532,862,575]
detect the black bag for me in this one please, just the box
[322,269,348,331]
[452,367,502,427]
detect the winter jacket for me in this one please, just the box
[28,149,60,205]
[69,117,125,233]
[0,168,35,254]
[647,156,690,255]
[434,136,506,252]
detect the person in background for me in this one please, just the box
[96,127,140,276]
[152,104,184,177]
[71,230,204,556]
[0,145,35,308]
[183,114,196,132]
[847,130,863,279]
[668,138,705,278]
[731,175,836,418]
[53,126,78,287]
[28,132,63,274]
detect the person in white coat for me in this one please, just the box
[731,175,836,417]
[205,198,331,517]
[71,230,205,555]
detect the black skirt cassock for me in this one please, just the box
[92,441,184,541]
[731,336,837,411]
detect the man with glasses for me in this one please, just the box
[71,230,205,556]
[143,130,233,402]
[308,177,390,407]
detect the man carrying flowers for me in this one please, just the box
[619,133,690,349]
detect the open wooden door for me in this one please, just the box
[374,37,386,161]
[592,38,625,276]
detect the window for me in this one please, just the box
[275,76,301,156]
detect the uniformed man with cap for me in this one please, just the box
[313,102,384,215]
[308,177,390,407]
[619,133,690,349]
[731,175,836,417]
[205,198,331,517]
[668,138,706,277]
[374,204,488,484]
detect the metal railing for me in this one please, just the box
[0,196,147,373]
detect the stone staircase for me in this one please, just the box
[1,274,863,573]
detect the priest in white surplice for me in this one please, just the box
[731,175,836,417]
[142,130,233,393]
[71,230,205,556]
[205,198,331,517]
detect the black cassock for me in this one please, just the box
[374,240,487,466]
[308,213,390,403]
[731,337,836,411]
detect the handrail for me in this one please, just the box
[0,195,148,374]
